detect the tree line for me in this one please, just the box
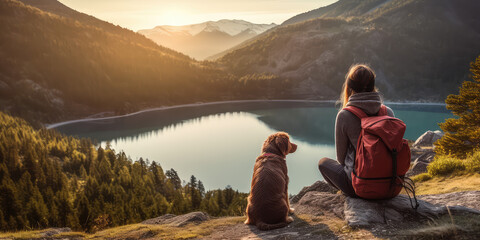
[0,111,247,232]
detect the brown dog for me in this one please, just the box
[244,132,297,230]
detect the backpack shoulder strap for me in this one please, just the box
[378,105,388,116]
[343,106,368,119]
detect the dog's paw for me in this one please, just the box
[244,219,250,225]
[286,216,294,223]
[289,207,295,214]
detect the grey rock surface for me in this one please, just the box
[344,194,480,228]
[413,130,444,148]
[293,189,480,228]
[142,212,209,227]
[39,227,71,237]
[291,180,338,203]
[407,149,436,176]
[419,191,480,211]
[293,191,345,218]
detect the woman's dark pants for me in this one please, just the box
[318,157,357,197]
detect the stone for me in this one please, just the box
[407,149,436,176]
[293,191,345,219]
[292,185,480,229]
[142,212,209,227]
[39,227,71,237]
[141,214,176,224]
[290,180,338,204]
[413,130,444,148]
[344,194,480,228]
[419,191,480,211]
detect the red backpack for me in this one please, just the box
[344,105,415,202]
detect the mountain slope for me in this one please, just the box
[138,20,277,60]
[0,0,238,124]
[17,0,184,57]
[282,0,390,25]
[217,0,480,101]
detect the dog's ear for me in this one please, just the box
[275,134,290,156]
[262,134,276,151]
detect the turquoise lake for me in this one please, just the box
[53,101,452,194]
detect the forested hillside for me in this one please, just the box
[0,0,291,124]
[0,111,247,232]
[0,0,222,124]
[217,0,480,101]
[282,0,387,25]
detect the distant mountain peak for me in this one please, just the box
[141,19,277,37]
[138,19,278,59]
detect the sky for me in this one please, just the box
[58,0,338,31]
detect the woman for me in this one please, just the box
[318,64,394,197]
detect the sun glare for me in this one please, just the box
[157,8,190,26]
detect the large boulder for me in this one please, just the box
[142,212,209,227]
[290,180,337,203]
[293,191,345,218]
[293,190,480,228]
[419,191,480,211]
[413,130,444,148]
[344,194,480,227]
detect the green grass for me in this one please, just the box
[428,155,467,176]
[413,150,480,182]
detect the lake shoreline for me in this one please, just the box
[46,99,446,129]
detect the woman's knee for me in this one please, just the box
[318,157,332,171]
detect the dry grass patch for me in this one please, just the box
[0,230,44,239]
[405,213,480,239]
[0,217,245,240]
[54,232,88,238]
[89,216,245,240]
[295,214,377,239]
[414,173,480,195]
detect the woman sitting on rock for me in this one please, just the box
[318,64,394,197]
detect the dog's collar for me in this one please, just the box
[261,152,285,159]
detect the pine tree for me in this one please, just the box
[0,180,21,225]
[436,55,480,158]
[165,168,182,190]
[56,190,73,227]
[25,189,49,229]
[75,193,91,231]
[224,185,235,206]
[198,180,205,197]
[189,175,201,210]
[0,210,7,230]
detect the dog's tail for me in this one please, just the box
[256,221,289,231]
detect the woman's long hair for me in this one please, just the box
[339,64,376,109]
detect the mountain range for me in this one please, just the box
[217,0,480,101]
[0,0,287,124]
[2,0,480,125]
[138,20,277,60]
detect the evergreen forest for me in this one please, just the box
[0,111,248,232]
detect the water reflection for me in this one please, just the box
[54,101,332,143]
[54,101,452,193]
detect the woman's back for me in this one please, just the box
[335,91,394,180]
